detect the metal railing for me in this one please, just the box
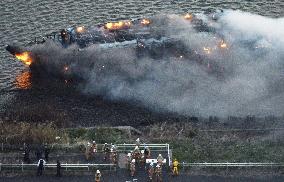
[115,143,171,166]
[0,163,116,172]
[181,162,284,168]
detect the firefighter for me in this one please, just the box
[95,170,101,182]
[148,162,155,181]
[91,141,97,155]
[135,138,141,147]
[144,146,151,159]
[110,148,117,164]
[130,159,136,177]
[155,164,162,182]
[172,159,179,176]
[133,145,140,161]
[140,150,145,166]
[157,154,164,166]
[126,153,132,170]
[85,142,91,160]
[102,143,110,161]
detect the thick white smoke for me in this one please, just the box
[32,10,284,117]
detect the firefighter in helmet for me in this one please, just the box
[95,170,101,182]
[85,142,91,160]
[130,159,136,177]
[148,162,155,181]
[157,154,164,166]
[133,145,140,161]
[172,159,179,176]
[155,164,162,182]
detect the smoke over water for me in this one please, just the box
[31,10,284,117]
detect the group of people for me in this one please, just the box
[22,139,180,180]
[85,141,98,160]
[125,138,166,181]
[85,141,118,165]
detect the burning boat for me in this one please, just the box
[6,11,226,79]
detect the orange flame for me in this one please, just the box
[203,47,211,54]
[15,52,32,66]
[141,19,151,25]
[105,21,131,30]
[220,40,228,49]
[184,13,193,20]
[76,26,85,33]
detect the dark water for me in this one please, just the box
[0,0,283,123]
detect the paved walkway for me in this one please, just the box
[1,174,284,182]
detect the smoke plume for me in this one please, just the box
[31,10,284,117]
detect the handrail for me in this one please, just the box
[181,162,284,167]
[0,163,116,172]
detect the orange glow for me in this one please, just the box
[220,40,228,49]
[64,66,69,71]
[76,26,85,33]
[184,13,193,20]
[15,52,32,66]
[15,71,31,89]
[105,21,132,30]
[203,47,211,54]
[141,18,151,25]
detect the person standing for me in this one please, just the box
[56,160,61,177]
[37,158,46,176]
[148,162,155,181]
[95,170,101,182]
[23,143,30,163]
[44,144,50,162]
[130,159,136,177]
[172,159,179,176]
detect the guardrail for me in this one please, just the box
[0,163,116,172]
[181,162,284,168]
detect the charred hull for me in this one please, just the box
[6,12,227,79]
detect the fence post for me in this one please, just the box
[21,162,24,172]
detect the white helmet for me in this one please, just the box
[158,154,162,157]
[141,150,144,154]
[127,153,131,157]
[136,138,140,142]
[93,141,96,144]
[132,159,135,163]
[96,170,100,173]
